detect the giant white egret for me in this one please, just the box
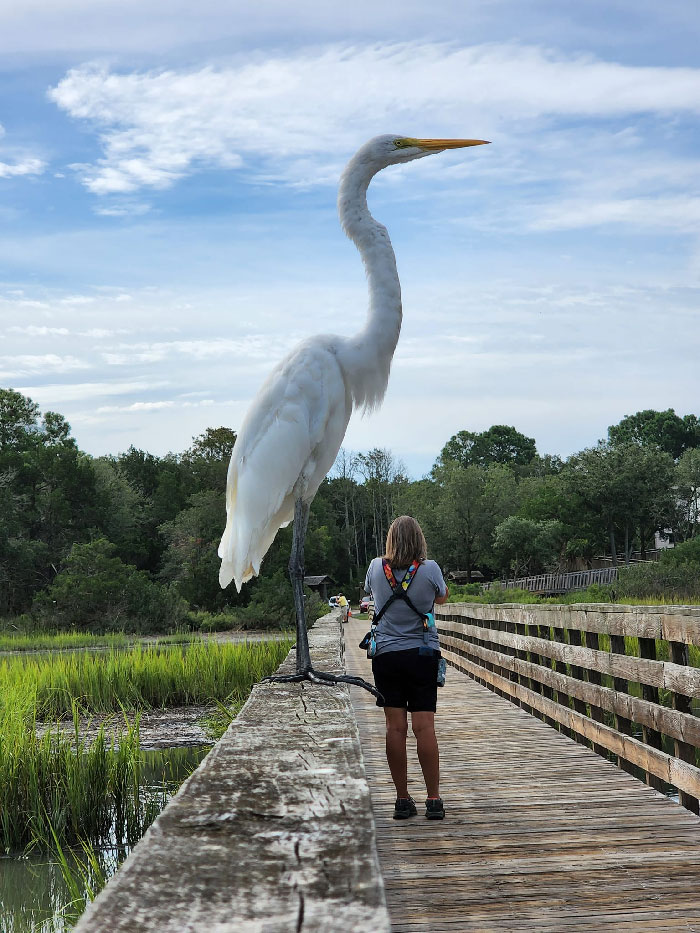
[218,135,489,694]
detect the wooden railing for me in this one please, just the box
[483,567,618,593]
[436,603,700,813]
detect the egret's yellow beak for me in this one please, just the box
[412,138,490,150]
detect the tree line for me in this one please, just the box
[1,387,698,630]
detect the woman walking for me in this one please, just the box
[364,515,449,820]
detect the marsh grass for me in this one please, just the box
[0,637,291,853]
[1,638,292,720]
[0,631,197,653]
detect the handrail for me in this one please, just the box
[483,567,618,592]
[436,602,700,814]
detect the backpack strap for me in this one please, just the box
[372,559,428,628]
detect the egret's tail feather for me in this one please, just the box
[218,465,294,592]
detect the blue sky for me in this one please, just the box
[1,0,699,477]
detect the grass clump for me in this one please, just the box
[0,708,165,853]
[1,639,293,720]
[0,636,292,853]
[0,631,198,653]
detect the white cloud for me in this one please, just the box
[8,325,70,336]
[97,400,174,413]
[16,380,171,403]
[0,157,45,179]
[0,354,90,377]
[532,196,700,233]
[48,43,700,195]
[100,336,293,366]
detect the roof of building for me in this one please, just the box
[304,575,335,586]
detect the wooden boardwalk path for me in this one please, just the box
[344,618,700,932]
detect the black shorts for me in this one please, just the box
[371,648,440,713]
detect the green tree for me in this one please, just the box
[92,458,149,566]
[675,448,700,541]
[492,516,565,577]
[564,442,675,564]
[426,462,519,577]
[0,389,40,451]
[608,409,700,460]
[33,539,185,632]
[436,425,537,471]
[181,427,237,492]
[357,448,407,558]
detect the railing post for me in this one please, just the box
[513,619,532,714]
[584,631,606,756]
[669,640,699,814]
[526,622,544,721]
[609,634,635,774]
[552,624,574,739]
[537,623,557,729]
[566,629,591,747]
[638,637,665,792]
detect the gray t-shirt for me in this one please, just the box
[364,558,447,656]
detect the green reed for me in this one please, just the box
[0,638,291,853]
[0,638,292,720]
[0,631,198,653]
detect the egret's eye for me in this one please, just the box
[394,138,411,149]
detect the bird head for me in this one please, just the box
[360,134,490,169]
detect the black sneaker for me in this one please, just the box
[425,797,445,820]
[393,797,417,820]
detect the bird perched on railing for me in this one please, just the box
[218,134,489,694]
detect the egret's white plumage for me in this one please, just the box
[218,135,488,593]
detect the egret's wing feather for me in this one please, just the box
[218,341,349,591]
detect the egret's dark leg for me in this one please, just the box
[290,497,312,673]
[263,497,382,700]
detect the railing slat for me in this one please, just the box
[440,603,700,647]
[438,604,700,813]
[438,616,700,696]
[438,631,700,749]
[670,640,700,815]
[441,644,700,800]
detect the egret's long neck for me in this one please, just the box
[337,155,402,411]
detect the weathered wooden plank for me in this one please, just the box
[441,646,700,800]
[639,636,665,791]
[438,632,700,748]
[345,618,700,933]
[438,602,700,646]
[76,616,391,933]
[670,639,700,814]
[437,616,700,696]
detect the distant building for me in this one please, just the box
[303,575,336,602]
[446,570,485,584]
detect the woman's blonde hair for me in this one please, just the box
[384,515,427,568]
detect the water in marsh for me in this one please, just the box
[0,745,210,933]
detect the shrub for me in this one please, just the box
[186,610,239,632]
[660,537,700,566]
[32,538,187,633]
[615,561,700,601]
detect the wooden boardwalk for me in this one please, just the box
[345,618,700,932]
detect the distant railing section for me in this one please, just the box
[436,602,700,814]
[483,567,619,593]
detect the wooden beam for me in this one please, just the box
[438,632,700,749]
[437,617,700,697]
[438,603,700,647]
[441,646,700,801]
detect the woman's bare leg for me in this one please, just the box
[411,711,440,798]
[384,707,409,797]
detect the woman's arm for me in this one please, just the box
[434,586,449,606]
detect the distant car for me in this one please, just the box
[360,595,372,613]
[328,596,340,607]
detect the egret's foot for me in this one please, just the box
[263,667,383,700]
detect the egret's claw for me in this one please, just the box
[263,668,383,701]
